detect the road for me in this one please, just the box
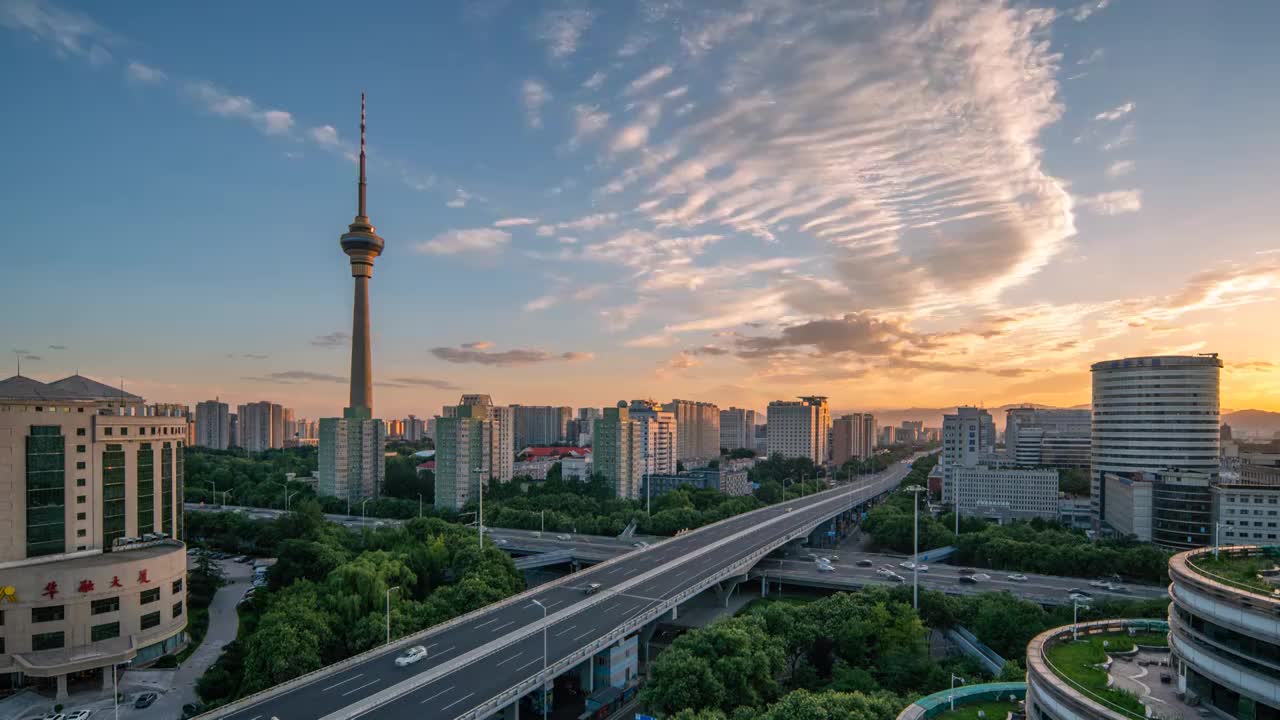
[201,459,919,720]
[752,554,1169,605]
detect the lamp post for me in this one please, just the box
[361,498,371,527]
[1214,521,1223,559]
[286,491,299,512]
[540,509,545,537]
[386,585,401,644]
[954,471,961,537]
[531,599,549,720]
[644,449,650,516]
[474,466,485,551]
[1073,598,1089,640]
[950,674,965,711]
[417,492,423,519]
[904,484,926,610]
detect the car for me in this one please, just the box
[135,692,159,709]
[816,562,835,573]
[1106,583,1128,593]
[34,713,65,720]
[972,573,991,581]
[1067,588,1092,598]
[1068,592,1091,603]
[556,534,571,541]
[632,541,646,548]
[959,575,978,585]
[1160,672,1172,685]
[584,582,602,595]
[889,572,906,583]
[807,553,819,560]
[496,538,508,546]
[66,710,92,720]
[395,645,428,667]
[1089,579,1109,588]
[855,559,874,567]
[232,555,248,563]
[958,567,976,575]
[899,561,928,572]
[785,507,794,512]
[1007,574,1028,581]
[829,554,839,561]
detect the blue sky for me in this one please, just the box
[3,0,1279,420]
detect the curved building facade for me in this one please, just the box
[1025,619,1168,720]
[0,375,188,699]
[1168,547,1280,718]
[1090,355,1221,541]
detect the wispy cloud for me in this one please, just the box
[186,81,295,136]
[244,370,346,384]
[446,188,473,209]
[625,65,673,95]
[1106,160,1135,178]
[494,217,539,227]
[430,344,593,366]
[1077,48,1105,66]
[1072,0,1112,22]
[522,78,551,129]
[126,60,165,84]
[582,71,606,90]
[0,0,115,63]
[1078,190,1143,215]
[48,344,67,350]
[415,228,511,256]
[309,124,339,145]
[535,8,594,60]
[380,377,459,390]
[1095,101,1135,122]
[310,331,349,348]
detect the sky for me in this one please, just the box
[2,0,1279,421]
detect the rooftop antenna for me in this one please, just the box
[358,90,367,219]
[14,350,20,377]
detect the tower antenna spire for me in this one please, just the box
[358,91,367,219]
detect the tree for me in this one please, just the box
[1058,468,1090,497]
[751,690,902,720]
[640,616,785,716]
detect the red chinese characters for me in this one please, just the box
[110,575,122,588]
[42,581,59,599]
[137,569,150,584]
[78,579,95,593]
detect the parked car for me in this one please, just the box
[65,711,92,720]
[1007,574,1028,581]
[855,559,874,567]
[135,692,159,709]
[232,555,248,563]
[395,645,428,667]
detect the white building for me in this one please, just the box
[511,405,572,449]
[628,400,677,476]
[433,402,489,511]
[765,396,830,464]
[663,399,720,461]
[194,400,230,450]
[1091,354,1221,531]
[941,407,996,505]
[1103,472,1154,542]
[1004,407,1091,468]
[718,407,758,451]
[236,401,284,452]
[561,455,593,483]
[1213,481,1280,544]
[404,414,426,442]
[952,465,1060,522]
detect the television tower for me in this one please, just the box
[339,92,383,417]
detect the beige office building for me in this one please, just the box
[662,399,720,461]
[766,396,830,464]
[832,412,876,464]
[0,375,188,698]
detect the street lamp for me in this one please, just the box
[417,492,423,519]
[1073,598,1089,640]
[643,449,651,516]
[111,660,131,720]
[530,599,549,720]
[361,498,371,526]
[386,585,401,644]
[540,509,545,537]
[474,466,485,551]
[953,471,961,538]
[904,484,927,610]
[286,490,300,512]
[949,674,965,711]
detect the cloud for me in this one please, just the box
[1106,160,1135,178]
[1078,190,1142,215]
[535,8,594,60]
[610,124,649,153]
[462,341,493,350]
[494,217,539,227]
[380,377,460,390]
[309,124,339,146]
[1072,0,1111,21]
[446,188,473,209]
[731,312,930,359]
[657,351,701,376]
[311,331,349,348]
[572,104,610,145]
[415,228,511,255]
[582,71,606,90]
[523,294,558,312]
[48,344,67,350]
[244,370,347,384]
[522,79,551,128]
[625,65,673,95]
[430,344,594,366]
[241,353,269,360]
[126,60,165,84]
[624,334,678,348]
[1077,48,1105,66]
[1095,102,1135,122]
[186,81,296,137]
[0,0,115,63]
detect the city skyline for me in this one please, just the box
[4,0,1280,422]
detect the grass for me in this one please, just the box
[1189,553,1278,596]
[1043,635,1147,718]
[934,701,1021,719]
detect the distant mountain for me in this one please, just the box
[1223,409,1280,440]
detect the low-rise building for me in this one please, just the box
[512,458,559,481]
[951,464,1059,522]
[643,466,751,498]
[561,456,592,482]
[1103,472,1154,542]
[1212,480,1280,544]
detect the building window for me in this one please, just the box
[102,444,126,550]
[76,444,86,453]
[76,478,86,487]
[32,605,65,623]
[91,597,120,615]
[75,461,85,470]
[161,442,173,535]
[140,611,161,630]
[91,621,120,642]
[172,579,183,594]
[77,495,86,504]
[76,427,86,436]
[32,631,65,651]
[141,588,160,605]
[26,425,66,558]
[172,601,183,618]
[76,528,86,538]
[120,427,128,436]
[76,512,85,520]
[136,443,154,533]
[104,427,113,436]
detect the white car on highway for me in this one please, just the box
[816,562,835,573]
[556,534,571,541]
[395,645,428,667]
[899,561,928,572]
[1007,574,1028,582]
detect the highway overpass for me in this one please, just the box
[198,458,918,720]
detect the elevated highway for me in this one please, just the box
[200,458,918,720]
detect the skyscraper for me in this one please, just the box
[594,404,643,500]
[511,405,572,448]
[832,412,876,464]
[941,407,996,505]
[236,401,284,452]
[319,94,387,506]
[719,407,758,451]
[434,403,490,511]
[195,399,230,450]
[663,399,720,461]
[628,400,677,476]
[1004,407,1090,469]
[765,396,830,463]
[1091,354,1221,534]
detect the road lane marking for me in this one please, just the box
[516,658,542,672]
[474,618,500,629]
[554,624,577,637]
[440,692,476,711]
[572,628,594,642]
[622,592,662,602]
[321,673,364,692]
[496,652,524,666]
[491,620,515,633]
[419,685,455,704]
[341,679,380,696]
[543,600,563,610]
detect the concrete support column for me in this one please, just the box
[102,666,114,691]
[55,673,68,701]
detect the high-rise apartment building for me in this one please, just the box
[319,94,387,507]
[1091,355,1221,532]
[628,400,677,476]
[433,403,490,511]
[228,413,238,447]
[941,407,997,505]
[281,407,295,445]
[832,413,876,464]
[718,407,758,452]
[195,400,231,450]
[236,401,284,452]
[461,394,514,483]
[765,396,830,464]
[575,407,602,446]
[593,404,643,500]
[663,399,720,461]
[405,415,426,442]
[511,405,573,449]
[1005,407,1091,469]
[0,374,189,697]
